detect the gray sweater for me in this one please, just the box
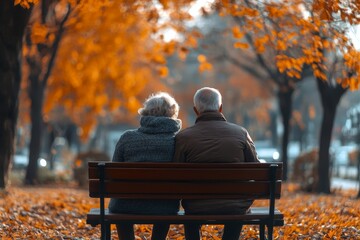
[108,116,181,214]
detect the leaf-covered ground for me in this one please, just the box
[0,184,359,239]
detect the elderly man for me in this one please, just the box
[173,87,260,240]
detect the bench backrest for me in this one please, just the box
[88,162,282,200]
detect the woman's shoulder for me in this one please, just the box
[116,129,140,142]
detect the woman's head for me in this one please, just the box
[138,92,179,118]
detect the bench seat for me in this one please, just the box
[87,207,284,225]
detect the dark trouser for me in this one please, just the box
[184,223,242,240]
[116,223,170,240]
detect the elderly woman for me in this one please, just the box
[108,92,182,240]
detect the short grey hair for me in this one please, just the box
[193,87,222,114]
[138,92,179,118]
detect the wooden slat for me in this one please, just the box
[88,180,282,199]
[89,193,280,199]
[86,207,284,224]
[89,168,282,181]
[88,162,283,181]
[88,162,282,169]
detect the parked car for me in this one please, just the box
[13,149,47,169]
[73,151,110,187]
[331,144,358,178]
[333,145,358,167]
[254,140,280,162]
[13,153,28,169]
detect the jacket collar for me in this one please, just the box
[195,111,227,123]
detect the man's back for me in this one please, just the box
[173,111,258,164]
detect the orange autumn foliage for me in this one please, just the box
[14,0,38,9]
[218,0,360,90]
[20,0,197,140]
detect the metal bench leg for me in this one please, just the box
[259,224,265,240]
[101,224,106,240]
[106,223,111,240]
[267,224,274,240]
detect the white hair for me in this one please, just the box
[193,87,222,114]
[138,92,179,118]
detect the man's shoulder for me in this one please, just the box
[177,125,196,136]
[224,121,247,132]
[176,124,205,140]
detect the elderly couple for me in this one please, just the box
[108,87,260,240]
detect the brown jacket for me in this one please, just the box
[173,111,259,163]
[173,111,260,214]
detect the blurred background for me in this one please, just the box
[4,0,359,194]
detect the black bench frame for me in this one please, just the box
[86,162,284,240]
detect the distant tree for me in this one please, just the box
[295,1,360,194]
[198,15,274,131]
[217,0,360,193]
[42,1,195,138]
[167,14,273,135]
[215,1,311,180]
[23,0,71,184]
[18,0,197,184]
[0,0,33,189]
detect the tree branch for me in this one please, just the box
[223,51,266,79]
[42,3,72,88]
[232,12,278,83]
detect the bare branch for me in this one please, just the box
[42,3,72,88]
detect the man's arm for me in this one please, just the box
[244,131,260,163]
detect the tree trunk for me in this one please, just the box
[357,130,360,198]
[277,89,293,181]
[357,150,360,198]
[0,1,32,189]
[317,103,336,193]
[270,110,278,148]
[23,1,71,184]
[316,78,347,194]
[25,69,44,185]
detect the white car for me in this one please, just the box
[254,140,280,162]
[13,154,28,169]
[13,152,47,169]
[333,145,358,166]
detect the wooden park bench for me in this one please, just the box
[86,162,284,240]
